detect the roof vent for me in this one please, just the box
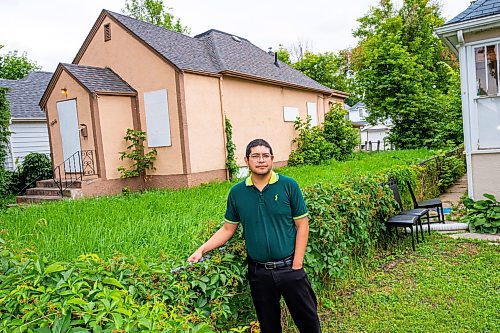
[231,35,241,42]
[104,23,111,42]
[274,52,280,67]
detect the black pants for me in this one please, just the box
[247,263,321,333]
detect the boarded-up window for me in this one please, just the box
[144,89,171,147]
[283,107,299,122]
[307,102,318,126]
[104,23,111,42]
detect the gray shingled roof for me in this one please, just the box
[62,63,136,94]
[106,11,335,94]
[0,72,52,119]
[446,0,500,25]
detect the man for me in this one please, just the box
[188,138,321,333]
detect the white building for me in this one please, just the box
[0,72,52,170]
[347,102,391,151]
[436,0,500,200]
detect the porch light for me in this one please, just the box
[61,88,68,97]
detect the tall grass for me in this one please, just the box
[0,149,434,262]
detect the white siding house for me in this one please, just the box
[0,72,52,170]
[436,0,500,200]
[347,102,391,151]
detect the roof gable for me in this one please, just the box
[446,0,500,25]
[0,72,52,119]
[61,63,136,95]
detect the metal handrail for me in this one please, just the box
[13,161,52,195]
[53,150,97,196]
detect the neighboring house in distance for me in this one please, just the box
[0,72,52,170]
[40,10,348,197]
[347,102,391,151]
[436,0,500,200]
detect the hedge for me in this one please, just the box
[0,149,465,332]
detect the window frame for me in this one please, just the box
[466,37,500,151]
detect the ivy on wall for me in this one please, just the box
[224,116,239,179]
[0,88,10,166]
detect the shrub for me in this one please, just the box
[323,103,360,161]
[0,238,253,332]
[461,193,500,234]
[288,117,334,166]
[288,103,360,166]
[0,168,13,196]
[10,152,52,194]
[118,129,157,179]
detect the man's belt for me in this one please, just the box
[250,256,293,270]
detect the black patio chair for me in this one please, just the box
[406,180,445,230]
[386,214,419,251]
[388,180,430,240]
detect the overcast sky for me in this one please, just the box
[0,0,472,72]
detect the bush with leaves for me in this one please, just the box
[10,152,52,194]
[323,103,360,161]
[288,116,334,166]
[461,194,500,235]
[118,129,157,179]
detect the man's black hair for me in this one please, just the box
[246,139,273,157]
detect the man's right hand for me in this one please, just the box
[187,248,203,263]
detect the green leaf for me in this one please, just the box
[44,263,66,275]
[52,313,71,333]
[66,298,87,306]
[102,277,125,289]
[111,312,123,329]
[34,328,51,333]
[483,193,497,201]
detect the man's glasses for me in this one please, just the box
[248,153,272,161]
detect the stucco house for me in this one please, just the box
[39,10,347,197]
[0,72,52,170]
[436,0,500,200]
[347,102,391,151]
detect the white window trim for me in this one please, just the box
[465,39,500,151]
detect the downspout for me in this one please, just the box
[456,29,474,199]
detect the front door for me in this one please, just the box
[57,99,82,172]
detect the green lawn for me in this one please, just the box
[0,149,433,262]
[283,235,500,332]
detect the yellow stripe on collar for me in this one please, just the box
[245,171,279,186]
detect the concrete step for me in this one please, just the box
[25,187,67,197]
[36,179,82,189]
[16,195,63,204]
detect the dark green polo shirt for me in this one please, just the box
[224,171,308,262]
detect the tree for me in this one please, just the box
[276,45,358,104]
[352,0,462,148]
[323,103,360,161]
[123,0,190,34]
[293,51,358,104]
[275,44,292,65]
[0,45,40,80]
